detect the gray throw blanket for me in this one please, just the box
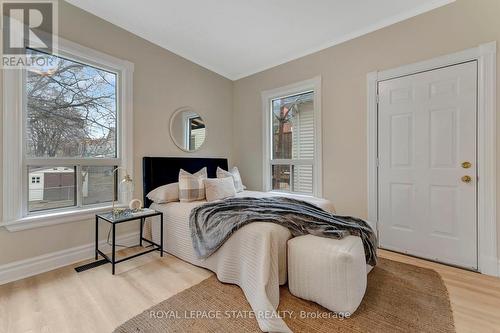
[190,197,378,266]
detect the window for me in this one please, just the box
[3,37,133,228]
[28,166,76,212]
[81,166,116,206]
[262,78,322,196]
[25,49,118,213]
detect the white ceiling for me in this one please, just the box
[66,0,454,80]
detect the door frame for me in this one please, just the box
[367,42,498,276]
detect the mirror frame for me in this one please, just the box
[169,106,207,152]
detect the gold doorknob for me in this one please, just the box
[461,175,472,183]
[461,161,472,169]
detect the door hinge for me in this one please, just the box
[376,94,380,104]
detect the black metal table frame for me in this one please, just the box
[95,211,163,274]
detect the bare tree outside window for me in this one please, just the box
[26,49,117,158]
[25,49,118,212]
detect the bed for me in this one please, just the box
[143,157,339,333]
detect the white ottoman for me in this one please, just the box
[287,235,371,315]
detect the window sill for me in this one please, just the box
[1,205,126,232]
[268,190,315,198]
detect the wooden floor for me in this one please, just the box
[0,248,499,333]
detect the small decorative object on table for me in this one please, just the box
[128,198,143,212]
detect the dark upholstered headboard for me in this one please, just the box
[142,157,228,207]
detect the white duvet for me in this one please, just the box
[150,190,336,333]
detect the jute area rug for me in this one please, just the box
[114,258,455,332]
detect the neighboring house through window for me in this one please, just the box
[262,77,322,196]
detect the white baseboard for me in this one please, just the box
[0,231,139,285]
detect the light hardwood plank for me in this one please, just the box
[0,248,212,333]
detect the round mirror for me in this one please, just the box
[169,107,207,152]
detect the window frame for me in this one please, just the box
[184,114,198,149]
[2,36,134,231]
[261,77,322,197]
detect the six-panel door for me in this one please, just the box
[378,61,478,270]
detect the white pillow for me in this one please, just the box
[178,168,208,202]
[204,177,236,202]
[146,182,179,204]
[217,166,245,192]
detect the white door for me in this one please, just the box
[378,61,477,270]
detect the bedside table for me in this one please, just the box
[94,209,163,274]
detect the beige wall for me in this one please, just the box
[2,0,500,266]
[0,1,233,265]
[232,0,500,257]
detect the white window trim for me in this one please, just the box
[367,42,498,277]
[261,76,322,197]
[2,36,134,231]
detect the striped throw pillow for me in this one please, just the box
[217,166,244,193]
[178,168,208,202]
